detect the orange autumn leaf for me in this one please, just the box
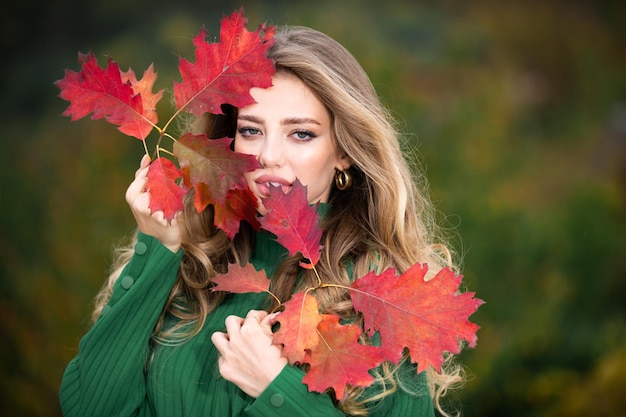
[302,314,384,399]
[211,262,269,294]
[273,292,322,364]
[120,64,164,138]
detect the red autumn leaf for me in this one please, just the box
[302,314,384,399]
[55,52,163,139]
[212,188,261,238]
[173,133,259,232]
[211,262,269,294]
[120,65,164,137]
[350,263,484,373]
[173,8,275,116]
[145,157,187,221]
[273,292,322,364]
[259,180,323,268]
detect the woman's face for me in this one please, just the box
[234,72,350,214]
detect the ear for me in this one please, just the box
[336,154,352,171]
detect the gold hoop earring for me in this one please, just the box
[335,169,352,190]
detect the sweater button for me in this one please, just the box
[120,275,135,290]
[135,241,148,255]
[270,393,284,407]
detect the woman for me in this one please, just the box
[60,25,462,416]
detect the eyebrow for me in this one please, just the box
[238,114,321,126]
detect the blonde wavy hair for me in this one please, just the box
[93,25,464,416]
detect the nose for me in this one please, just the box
[257,133,283,168]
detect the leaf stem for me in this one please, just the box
[151,129,178,163]
[266,290,282,310]
[162,131,178,143]
[161,107,186,136]
[312,265,322,286]
[142,139,151,161]
[316,282,351,292]
[158,147,176,157]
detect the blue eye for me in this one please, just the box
[237,127,261,137]
[293,130,316,141]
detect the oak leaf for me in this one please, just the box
[350,263,484,373]
[146,157,187,221]
[302,314,384,399]
[173,8,275,115]
[173,133,260,236]
[273,292,322,364]
[56,52,163,140]
[211,262,269,294]
[212,188,261,238]
[120,65,164,137]
[259,180,323,268]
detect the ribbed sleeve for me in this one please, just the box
[59,233,183,417]
[246,362,434,417]
[246,366,345,416]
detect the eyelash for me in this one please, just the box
[236,127,317,142]
[237,127,261,137]
[292,130,316,141]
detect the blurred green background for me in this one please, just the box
[1,0,625,416]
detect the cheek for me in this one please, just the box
[233,138,246,154]
[242,171,255,187]
[298,156,338,200]
[233,136,259,157]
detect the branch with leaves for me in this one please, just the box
[56,8,483,401]
[212,182,483,399]
[56,8,274,238]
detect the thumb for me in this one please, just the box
[140,154,151,169]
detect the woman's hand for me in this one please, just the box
[125,155,182,253]
[211,310,287,398]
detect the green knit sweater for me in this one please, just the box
[59,231,434,416]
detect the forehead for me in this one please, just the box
[241,72,330,122]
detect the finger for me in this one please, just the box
[261,311,279,326]
[211,331,229,355]
[242,311,275,340]
[135,155,151,177]
[224,315,244,336]
[126,175,149,205]
[150,209,171,227]
[171,211,182,224]
[135,163,149,179]
[258,318,275,338]
[140,154,151,169]
[245,310,266,322]
[247,315,260,323]
[131,190,152,214]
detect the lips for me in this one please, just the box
[254,174,293,197]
